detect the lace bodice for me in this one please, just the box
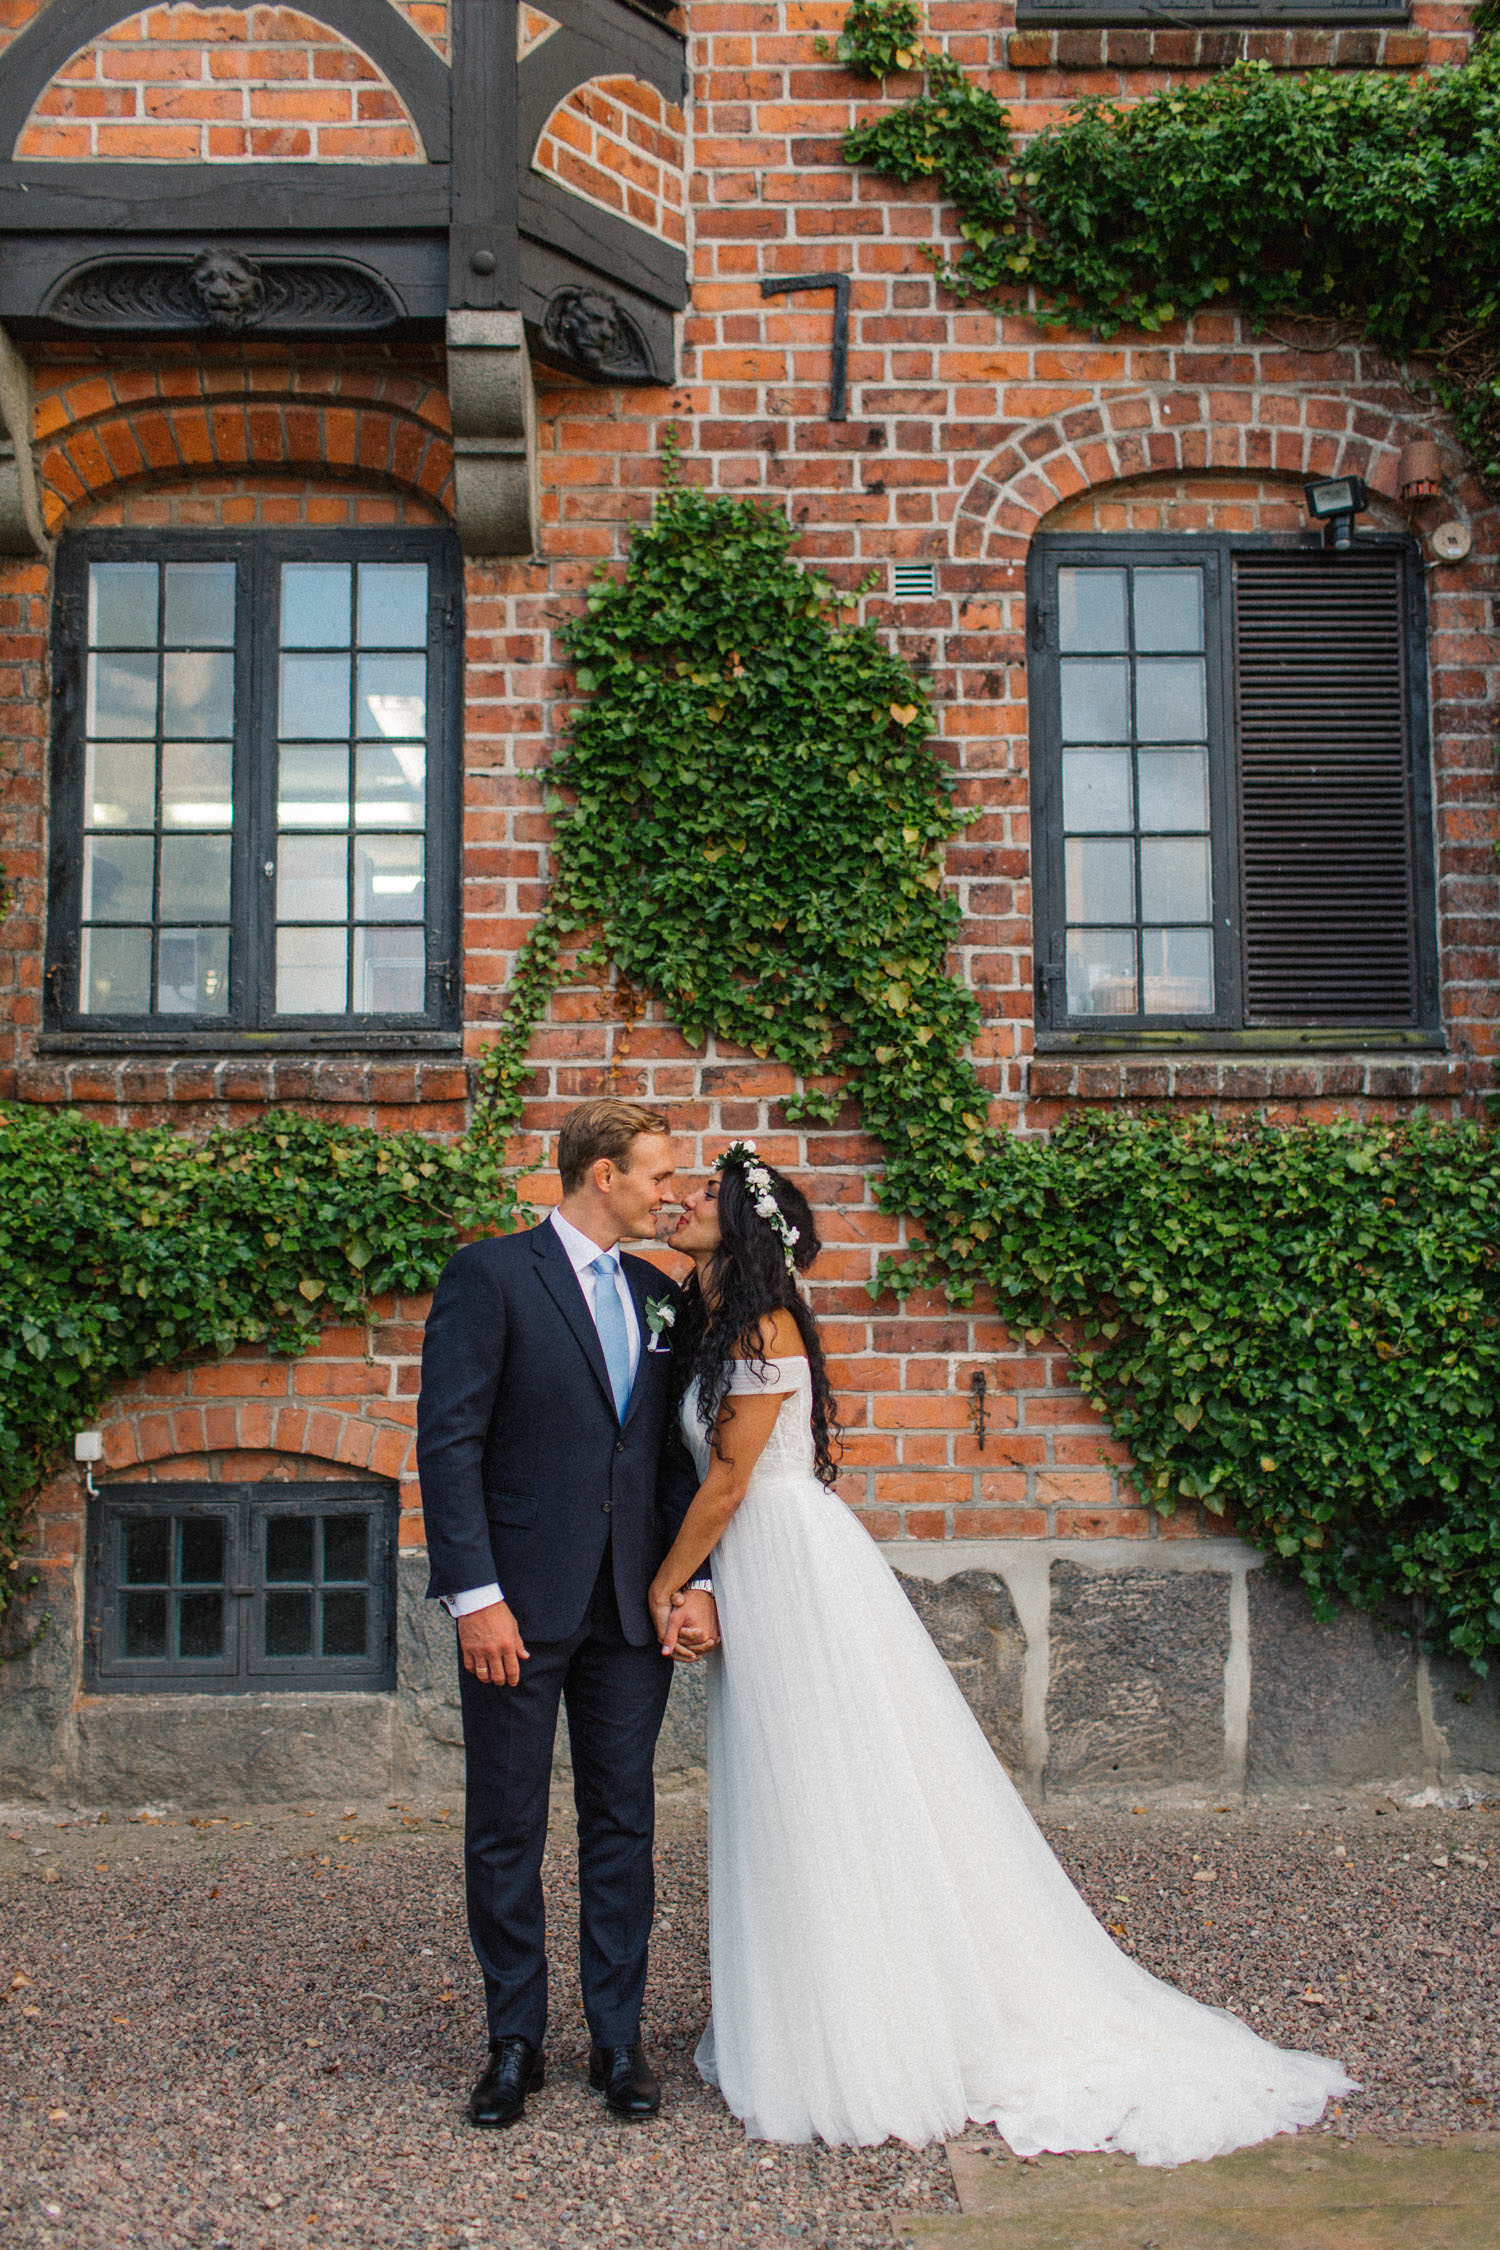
[679,1355,816,1487]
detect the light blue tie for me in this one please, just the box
[589,1252,633,1421]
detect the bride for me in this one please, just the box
[648,1141,1353,2163]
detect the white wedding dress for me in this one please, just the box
[682,1356,1354,2161]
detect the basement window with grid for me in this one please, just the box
[45,531,460,1044]
[1027,535,1438,1045]
[85,1483,397,1693]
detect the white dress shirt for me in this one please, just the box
[444,1209,641,1617]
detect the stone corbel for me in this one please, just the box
[0,324,48,557]
[445,310,536,558]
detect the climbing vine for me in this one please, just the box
[832,2,1500,480]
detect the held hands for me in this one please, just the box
[456,1598,530,1687]
[651,1583,720,1663]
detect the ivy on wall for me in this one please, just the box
[831,2,1500,480]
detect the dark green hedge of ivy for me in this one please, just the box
[833,2,1500,480]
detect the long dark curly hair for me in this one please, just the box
[671,1152,840,1488]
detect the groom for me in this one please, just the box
[416,1098,717,2129]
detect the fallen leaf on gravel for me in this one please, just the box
[1192,1868,1217,1883]
[94,1862,109,1873]
[48,2109,68,2122]
[1301,1991,1327,2004]
[10,1972,32,1988]
[21,2005,40,2017]
[110,2015,129,2025]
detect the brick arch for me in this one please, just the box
[1,2,449,162]
[35,363,454,531]
[102,1399,414,1488]
[532,72,686,248]
[952,390,1458,562]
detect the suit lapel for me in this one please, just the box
[530,1222,617,1419]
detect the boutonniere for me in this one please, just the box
[645,1296,676,1350]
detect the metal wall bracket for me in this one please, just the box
[445,309,537,558]
[0,323,47,556]
[759,272,850,423]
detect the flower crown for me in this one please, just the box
[714,1139,801,1275]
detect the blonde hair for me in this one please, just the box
[557,1099,670,1193]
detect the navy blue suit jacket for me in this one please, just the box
[416,1221,699,1646]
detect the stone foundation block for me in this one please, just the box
[1046,1562,1230,1790]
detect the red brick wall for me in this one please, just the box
[1,2,1496,1575]
[14,6,426,163]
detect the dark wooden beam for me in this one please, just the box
[449,0,518,311]
[0,164,450,235]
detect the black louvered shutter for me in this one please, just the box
[1232,549,1418,1024]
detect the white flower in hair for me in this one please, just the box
[714,1140,801,1275]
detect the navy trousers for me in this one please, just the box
[457,1550,673,2048]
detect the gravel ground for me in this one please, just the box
[2,1784,1496,2250]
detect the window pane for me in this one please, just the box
[354,925,425,1014]
[122,1590,168,1659]
[161,741,233,829]
[265,1589,314,1657]
[80,926,150,1014]
[355,742,425,827]
[159,834,232,922]
[162,649,234,739]
[1137,748,1209,833]
[178,1517,225,1584]
[265,1515,315,1582]
[177,1591,224,1660]
[321,1589,368,1656]
[1132,569,1203,652]
[86,741,156,829]
[276,926,347,1014]
[84,835,154,921]
[123,1515,170,1584]
[278,744,349,827]
[277,835,347,922]
[157,928,230,1016]
[280,563,352,647]
[88,651,157,738]
[357,655,426,741]
[163,563,236,648]
[358,563,427,647]
[1060,658,1128,743]
[1066,929,1136,1017]
[90,562,158,648]
[1143,926,1215,1015]
[1065,837,1133,924]
[1135,658,1206,742]
[1058,568,1127,653]
[280,653,350,738]
[1140,836,1211,923]
[322,1515,367,1582]
[355,833,424,921]
[1062,748,1131,834]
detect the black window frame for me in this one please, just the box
[85,1480,399,1694]
[1029,530,1440,1052]
[45,527,463,1052]
[1016,1,1407,24]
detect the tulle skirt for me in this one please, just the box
[694,1468,1353,2162]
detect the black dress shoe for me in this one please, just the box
[588,2041,661,2119]
[467,2035,544,2129]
